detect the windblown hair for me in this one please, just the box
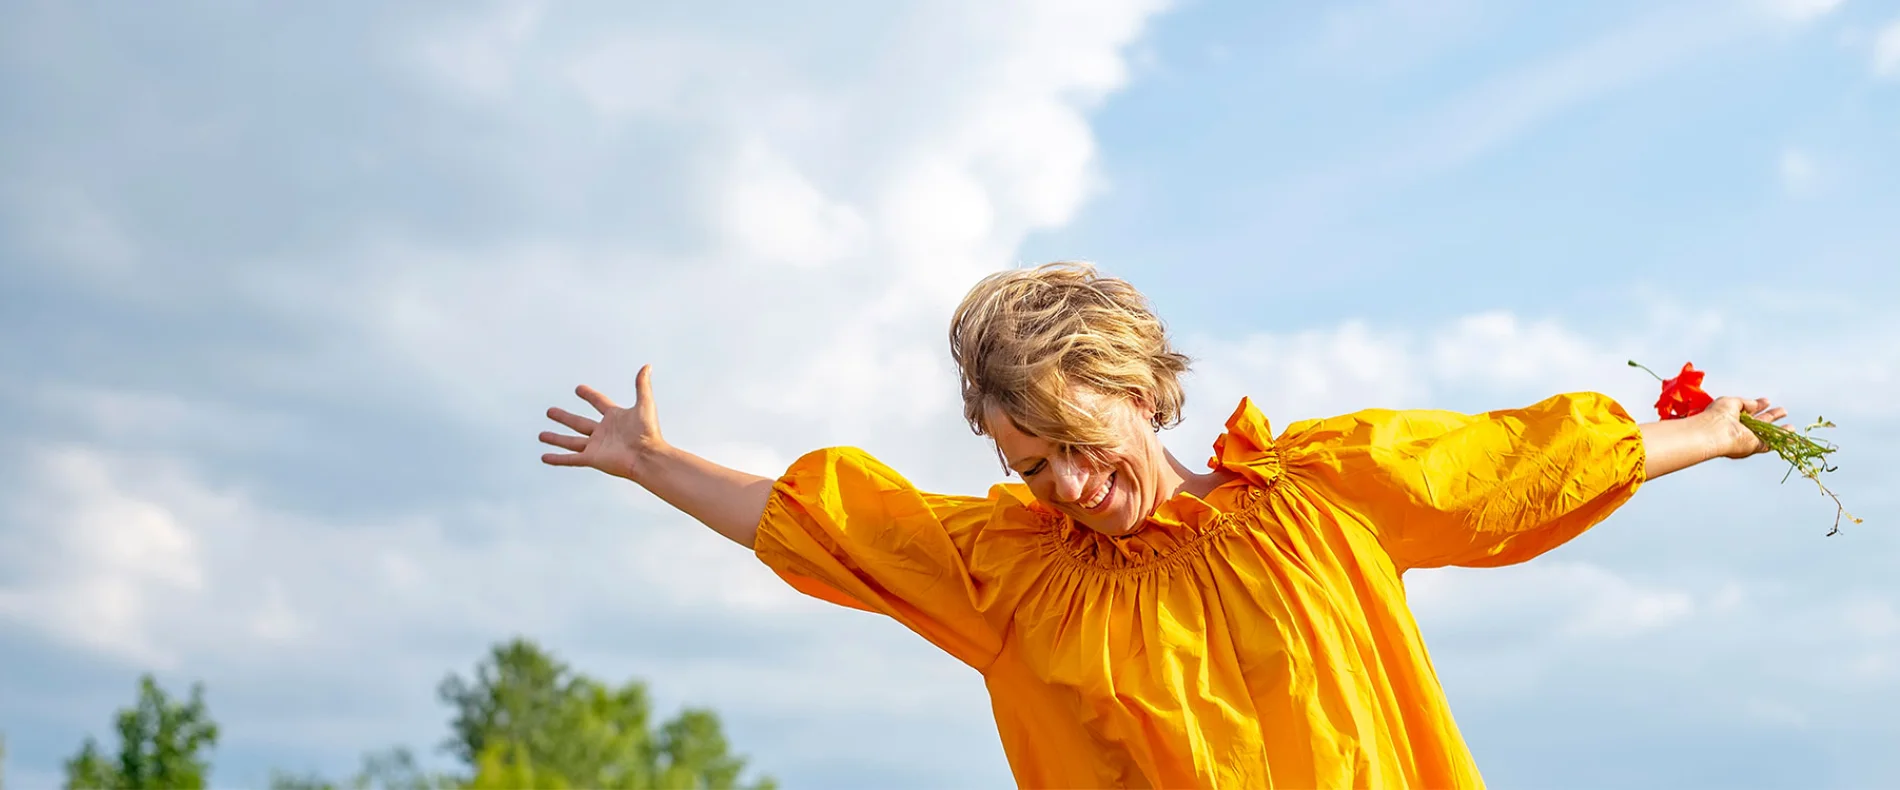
[948,262,1191,455]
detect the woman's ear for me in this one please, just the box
[1128,392,1162,432]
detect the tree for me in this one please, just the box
[62,675,219,790]
[655,710,748,790]
[439,638,774,789]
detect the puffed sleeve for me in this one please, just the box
[753,447,1003,670]
[1277,392,1647,572]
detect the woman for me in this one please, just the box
[539,262,1785,788]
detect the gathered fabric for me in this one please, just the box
[754,392,1646,788]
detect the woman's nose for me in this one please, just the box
[1048,457,1089,503]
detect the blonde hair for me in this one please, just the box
[948,262,1190,454]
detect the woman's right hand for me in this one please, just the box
[540,364,774,548]
[540,364,667,481]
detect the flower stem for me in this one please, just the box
[1627,360,1665,382]
[1739,412,1862,536]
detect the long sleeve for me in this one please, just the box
[1276,392,1647,572]
[753,447,1003,670]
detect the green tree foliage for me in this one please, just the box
[61,675,219,790]
[266,773,335,790]
[269,747,457,790]
[64,641,771,790]
[655,710,749,790]
[439,638,774,789]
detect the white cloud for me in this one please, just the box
[1875,18,1900,78]
[0,447,207,667]
[1764,0,1844,23]
[7,185,139,284]
[694,442,795,483]
[879,158,1000,260]
[1176,307,1631,439]
[1780,147,1819,196]
[1175,296,1900,453]
[1430,311,1623,390]
[562,32,724,121]
[290,0,1169,458]
[251,578,308,643]
[1408,561,1699,642]
[1742,697,1811,728]
[414,0,545,99]
[720,142,869,268]
[1304,0,1491,76]
[1839,596,1900,685]
[1388,560,1709,702]
[0,430,839,665]
[1844,598,1900,639]
[1182,320,1424,429]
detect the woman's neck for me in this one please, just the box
[1160,447,1236,500]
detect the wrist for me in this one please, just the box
[622,438,677,482]
[1701,410,1752,459]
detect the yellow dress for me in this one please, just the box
[754,392,1645,788]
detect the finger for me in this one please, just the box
[539,431,587,452]
[542,452,591,467]
[635,364,660,421]
[547,407,599,436]
[576,384,619,415]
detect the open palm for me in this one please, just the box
[540,364,666,481]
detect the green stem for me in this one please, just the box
[1738,413,1861,536]
[1627,360,1665,382]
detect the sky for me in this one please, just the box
[1,0,1898,787]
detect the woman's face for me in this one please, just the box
[986,387,1168,537]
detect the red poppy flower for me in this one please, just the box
[1655,362,1714,419]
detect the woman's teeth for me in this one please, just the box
[1082,472,1114,510]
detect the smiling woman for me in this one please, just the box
[539,262,1789,789]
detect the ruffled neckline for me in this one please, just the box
[1031,397,1283,572]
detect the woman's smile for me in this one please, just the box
[1078,471,1117,513]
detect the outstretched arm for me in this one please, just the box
[1279,391,1802,572]
[1639,395,1787,480]
[543,368,1006,669]
[539,365,772,549]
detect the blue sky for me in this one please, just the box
[2,0,1897,787]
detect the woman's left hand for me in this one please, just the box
[1642,396,1789,479]
[1705,396,1790,459]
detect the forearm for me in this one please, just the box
[1638,413,1731,479]
[629,444,775,549]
